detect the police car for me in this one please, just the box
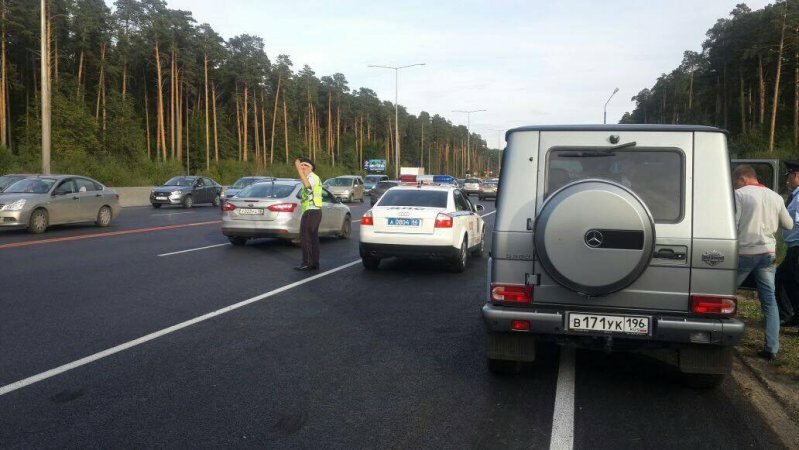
[359,185,486,272]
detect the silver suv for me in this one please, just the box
[483,125,744,388]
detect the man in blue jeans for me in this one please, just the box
[733,165,793,361]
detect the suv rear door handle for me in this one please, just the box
[654,248,686,260]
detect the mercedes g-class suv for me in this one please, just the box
[483,125,746,388]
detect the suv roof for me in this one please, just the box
[507,124,726,138]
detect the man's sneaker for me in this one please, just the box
[757,350,778,361]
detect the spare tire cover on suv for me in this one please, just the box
[534,179,655,296]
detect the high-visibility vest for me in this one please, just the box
[301,172,322,211]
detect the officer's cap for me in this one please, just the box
[785,160,799,175]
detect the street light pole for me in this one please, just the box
[489,128,504,175]
[452,109,485,176]
[368,63,425,179]
[603,87,619,125]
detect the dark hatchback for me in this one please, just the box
[150,176,222,208]
[368,180,399,205]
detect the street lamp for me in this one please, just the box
[489,128,504,175]
[452,109,485,176]
[368,63,425,179]
[604,87,619,125]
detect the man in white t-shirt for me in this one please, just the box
[733,164,793,361]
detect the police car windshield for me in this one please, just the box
[378,190,448,208]
[237,183,297,199]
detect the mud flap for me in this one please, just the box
[486,332,536,362]
[679,345,733,375]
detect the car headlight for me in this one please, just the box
[1,199,26,211]
[170,191,181,197]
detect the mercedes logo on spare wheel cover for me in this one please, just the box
[584,229,604,248]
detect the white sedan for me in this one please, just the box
[359,185,486,272]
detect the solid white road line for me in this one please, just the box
[549,347,576,450]
[481,210,496,218]
[158,243,230,257]
[153,212,195,217]
[0,259,362,397]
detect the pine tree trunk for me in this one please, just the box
[144,75,151,160]
[76,49,83,96]
[336,105,340,164]
[0,0,6,150]
[283,94,289,163]
[795,45,798,147]
[185,84,190,171]
[154,42,167,161]
[270,74,281,165]
[261,90,267,167]
[243,83,248,162]
[212,81,219,163]
[759,54,766,126]
[235,89,242,160]
[121,60,126,102]
[253,91,260,166]
[170,51,176,159]
[176,73,182,162]
[328,92,333,164]
[740,69,746,135]
[769,7,788,153]
[204,53,210,170]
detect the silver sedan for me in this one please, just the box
[0,175,121,233]
[221,180,352,245]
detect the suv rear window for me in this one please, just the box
[378,190,448,208]
[546,149,683,222]
[465,178,480,184]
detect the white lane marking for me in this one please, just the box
[480,210,496,218]
[353,219,361,223]
[549,347,576,450]
[153,212,195,217]
[0,259,362,397]
[158,243,231,257]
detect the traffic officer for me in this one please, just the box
[294,157,322,271]
[776,160,799,326]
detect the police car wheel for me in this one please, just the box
[450,238,468,273]
[471,228,485,257]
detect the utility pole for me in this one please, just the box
[40,0,51,174]
[452,109,485,176]
[368,63,425,179]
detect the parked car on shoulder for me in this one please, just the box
[359,185,485,272]
[0,175,121,234]
[221,180,352,245]
[222,176,275,201]
[368,180,399,205]
[323,176,364,203]
[0,174,37,192]
[364,174,389,193]
[150,176,222,208]
[463,177,482,196]
[484,124,746,388]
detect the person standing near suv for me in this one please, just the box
[294,157,322,271]
[733,164,793,360]
[776,160,799,327]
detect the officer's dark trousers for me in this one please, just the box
[776,246,799,323]
[300,209,322,268]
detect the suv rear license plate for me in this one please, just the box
[387,218,420,227]
[238,208,264,215]
[567,313,650,335]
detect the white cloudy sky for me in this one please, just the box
[159,0,772,144]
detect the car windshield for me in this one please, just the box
[326,178,354,187]
[163,177,195,187]
[4,178,56,194]
[378,190,448,208]
[365,176,384,183]
[237,183,297,199]
[0,175,25,191]
[231,177,265,189]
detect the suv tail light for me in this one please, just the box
[267,203,297,213]
[222,202,236,211]
[361,210,374,226]
[434,213,453,228]
[691,295,736,315]
[491,283,533,306]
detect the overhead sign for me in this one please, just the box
[366,159,386,173]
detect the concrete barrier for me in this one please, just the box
[110,186,154,208]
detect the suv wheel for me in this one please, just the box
[682,373,725,389]
[362,256,380,270]
[182,195,193,209]
[450,238,468,273]
[488,358,522,375]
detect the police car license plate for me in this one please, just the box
[238,208,264,215]
[387,218,420,227]
[567,313,649,335]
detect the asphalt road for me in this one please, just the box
[0,200,782,448]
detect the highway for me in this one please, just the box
[0,201,781,448]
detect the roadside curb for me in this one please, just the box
[731,350,799,450]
